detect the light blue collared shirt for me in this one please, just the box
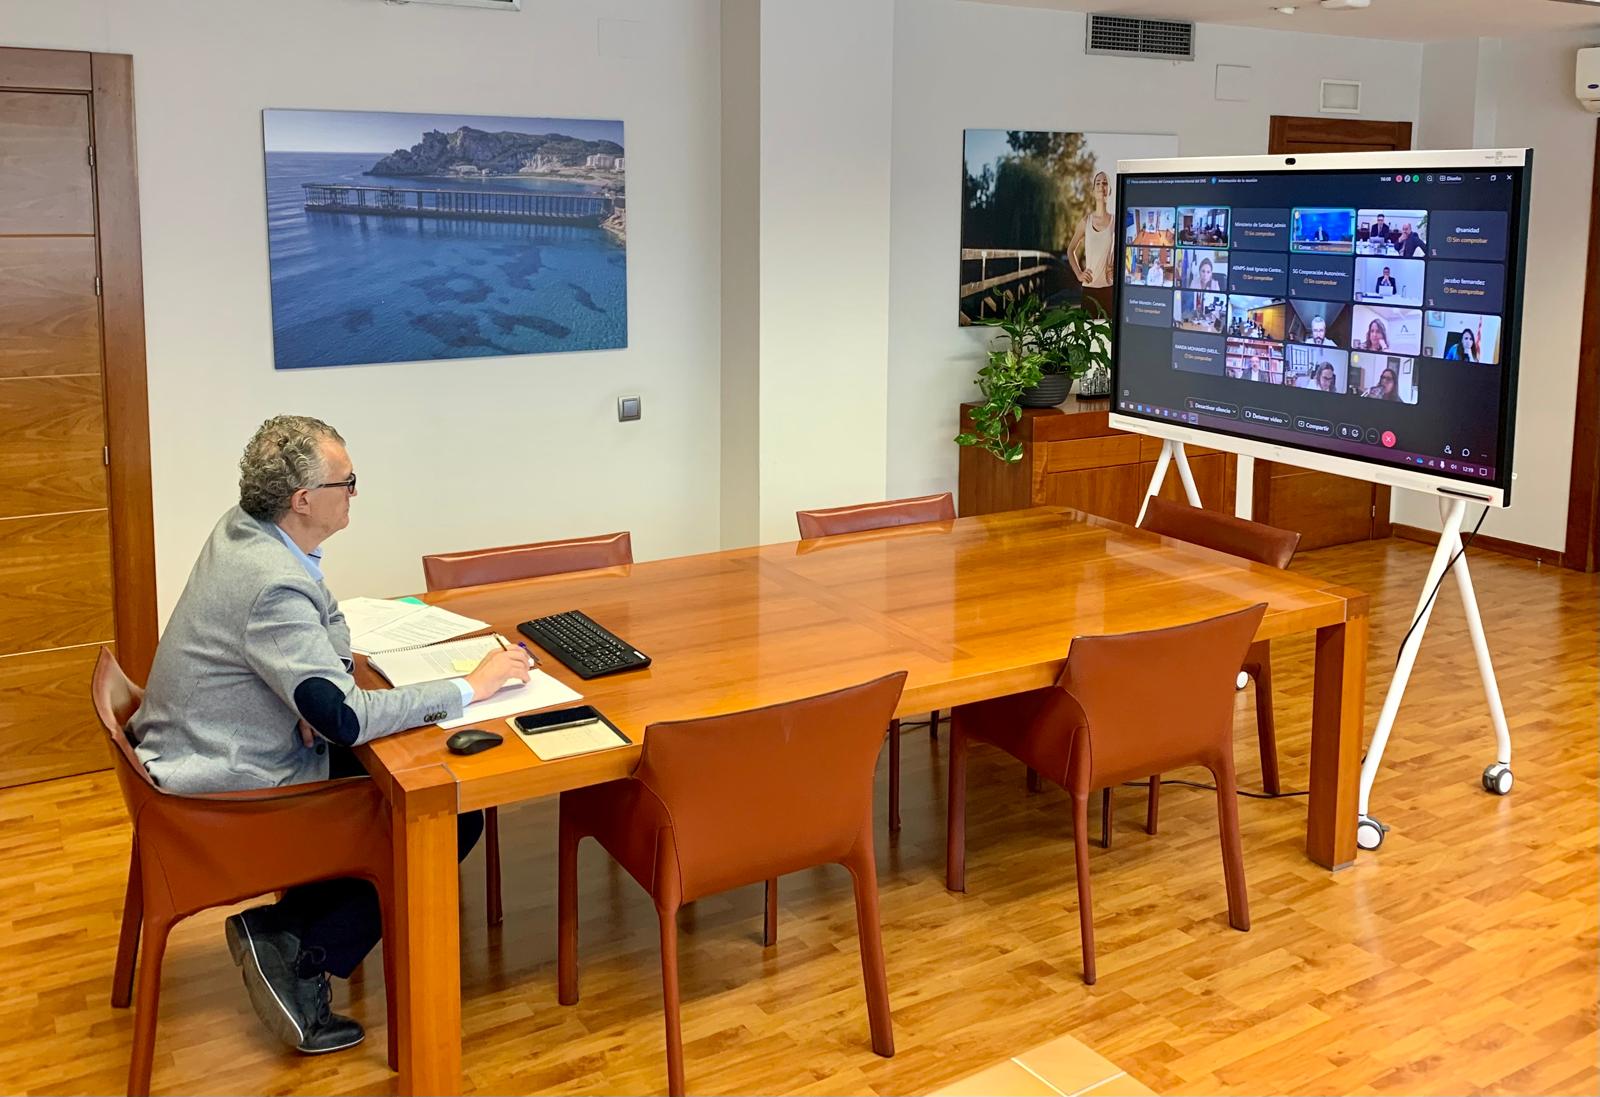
[274,525,474,708]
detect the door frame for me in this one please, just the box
[1,47,156,678]
[1564,121,1600,573]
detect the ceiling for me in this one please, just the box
[960,0,1600,42]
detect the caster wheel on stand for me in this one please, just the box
[1482,763,1513,795]
[1356,815,1388,851]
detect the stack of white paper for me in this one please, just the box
[341,596,489,655]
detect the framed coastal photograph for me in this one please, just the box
[959,129,1178,324]
[262,108,626,370]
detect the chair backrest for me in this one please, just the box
[633,672,907,901]
[90,648,393,921]
[1058,604,1267,785]
[422,530,633,591]
[1138,498,1300,570]
[796,492,955,540]
[91,647,159,818]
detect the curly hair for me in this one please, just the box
[238,415,345,521]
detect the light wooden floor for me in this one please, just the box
[0,538,1594,1096]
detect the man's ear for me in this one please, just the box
[289,488,311,515]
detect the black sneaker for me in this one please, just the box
[225,906,305,1050]
[289,948,365,1055]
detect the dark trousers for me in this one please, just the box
[268,747,484,979]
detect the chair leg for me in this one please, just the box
[844,849,894,1058]
[111,845,142,1008]
[1070,793,1096,986]
[763,878,778,947]
[887,719,901,833]
[1100,786,1113,850]
[928,709,939,740]
[126,914,171,1097]
[945,719,968,891]
[1213,757,1250,932]
[557,814,581,1006]
[1026,766,1040,793]
[485,806,503,927]
[1250,657,1281,796]
[1146,775,1161,835]
[658,904,686,1097]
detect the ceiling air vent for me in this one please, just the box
[1085,14,1194,61]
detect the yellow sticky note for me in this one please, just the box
[451,658,477,673]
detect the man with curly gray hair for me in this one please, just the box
[130,415,530,1057]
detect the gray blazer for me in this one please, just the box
[132,506,463,793]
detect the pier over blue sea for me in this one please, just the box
[265,152,627,370]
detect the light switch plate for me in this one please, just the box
[618,395,641,421]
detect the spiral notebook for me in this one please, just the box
[366,635,505,687]
[342,597,489,656]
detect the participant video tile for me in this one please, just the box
[1349,351,1419,404]
[1422,310,1503,364]
[1351,303,1422,356]
[1354,256,1425,307]
[1356,208,1428,258]
[1290,208,1355,254]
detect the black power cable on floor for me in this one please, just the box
[1124,778,1308,800]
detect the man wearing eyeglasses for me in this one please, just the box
[130,415,530,1057]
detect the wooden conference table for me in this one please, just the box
[356,506,1369,1094]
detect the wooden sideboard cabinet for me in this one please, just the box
[958,399,1237,523]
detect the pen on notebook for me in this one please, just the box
[493,632,535,665]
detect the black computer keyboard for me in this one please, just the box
[517,610,652,680]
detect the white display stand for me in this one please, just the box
[1135,438,1202,525]
[1135,441,1515,854]
[1355,496,1513,850]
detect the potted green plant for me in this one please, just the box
[955,292,1112,463]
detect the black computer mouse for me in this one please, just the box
[445,728,503,755]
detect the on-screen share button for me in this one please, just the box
[1295,416,1333,436]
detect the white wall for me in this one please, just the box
[755,0,896,542]
[719,0,760,548]
[0,0,722,619]
[885,0,1425,501]
[1403,28,1599,551]
[1416,37,1480,149]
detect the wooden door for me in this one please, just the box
[1257,115,1411,548]
[0,50,153,788]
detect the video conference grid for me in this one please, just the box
[1116,170,1514,482]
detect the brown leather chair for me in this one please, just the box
[420,529,634,926]
[93,649,399,1096]
[1118,499,1301,842]
[421,530,632,591]
[557,673,907,1096]
[794,492,955,832]
[945,605,1266,986]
